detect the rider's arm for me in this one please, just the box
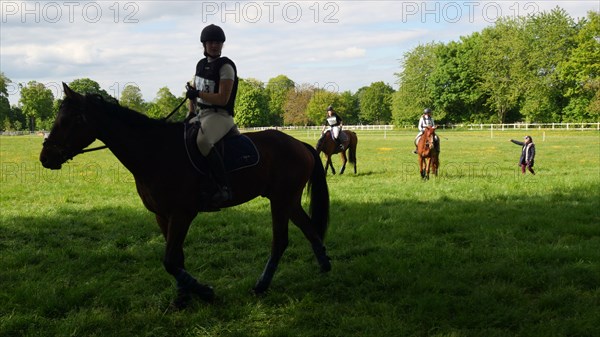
[198,79,234,106]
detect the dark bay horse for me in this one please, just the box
[315,130,358,175]
[39,83,331,309]
[417,126,439,180]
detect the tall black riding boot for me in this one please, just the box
[205,148,232,203]
[335,138,344,150]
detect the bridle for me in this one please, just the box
[424,129,435,151]
[41,110,105,164]
[425,135,433,149]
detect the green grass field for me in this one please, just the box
[1,129,599,337]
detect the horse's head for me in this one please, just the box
[39,83,98,169]
[423,126,436,150]
[315,132,328,154]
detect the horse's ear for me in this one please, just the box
[63,82,81,100]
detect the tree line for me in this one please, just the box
[0,73,399,131]
[1,7,597,132]
[394,8,599,124]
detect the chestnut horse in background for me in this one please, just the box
[316,130,358,175]
[39,83,331,310]
[417,126,439,180]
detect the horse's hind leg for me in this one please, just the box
[339,153,347,175]
[254,201,290,294]
[290,205,331,273]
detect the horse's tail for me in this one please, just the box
[348,131,357,165]
[303,142,329,241]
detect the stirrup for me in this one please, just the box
[211,186,232,203]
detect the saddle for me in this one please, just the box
[184,122,260,176]
[338,130,349,144]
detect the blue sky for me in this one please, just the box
[1,1,598,105]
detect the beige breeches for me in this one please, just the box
[195,110,235,156]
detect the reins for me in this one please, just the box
[76,97,188,155]
[161,96,188,121]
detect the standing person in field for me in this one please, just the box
[321,105,344,150]
[185,24,239,203]
[510,135,536,175]
[414,108,440,154]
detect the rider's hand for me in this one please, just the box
[186,87,199,100]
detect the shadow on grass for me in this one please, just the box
[1,183,599,336]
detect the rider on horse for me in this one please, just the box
[414,108,440,154]
[321,105,344,150]
[186,24,238,203]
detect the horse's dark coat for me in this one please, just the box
[40,83,331,309]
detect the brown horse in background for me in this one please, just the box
[39,83,331,310]
[417,126,439,180]
[316,130,358,175]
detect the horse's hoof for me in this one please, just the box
[320,261,332,273]
[189,283,216,303]
[169,291,193,311]
[253,286,267,295]
[169,284,215,311]
[253,281,269,295]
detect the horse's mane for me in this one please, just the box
[84,93,177,128]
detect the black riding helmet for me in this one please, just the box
[424,108,432,114]
[201,24,226,43]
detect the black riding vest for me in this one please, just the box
[194,57,238,116]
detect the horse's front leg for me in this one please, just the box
[326,155,336,175]
[254,203,289,294]
[418,156,425,179]
[162,213,214,309]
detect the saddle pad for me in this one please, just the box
[184,122,260,175]
[339,131,348,143]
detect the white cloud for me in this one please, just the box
[333,47,366,59]
[1,1,598,104]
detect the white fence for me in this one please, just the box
[449,122,600,131]
[240,124,395,132]
[240,123,599,132]
[1,123,598,136]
